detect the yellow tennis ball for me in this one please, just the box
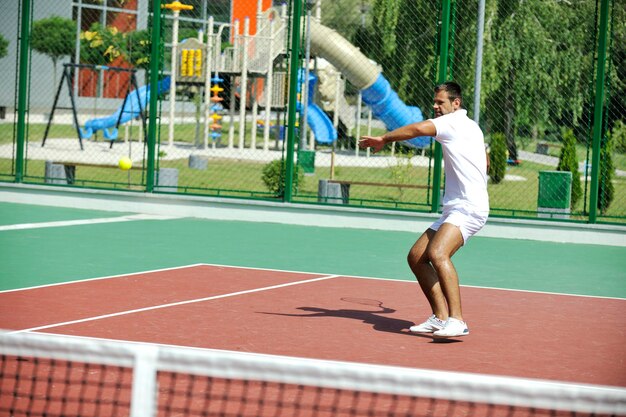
[119,157,132,170]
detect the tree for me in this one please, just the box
[366,0,438,111]
[611,120,626,154]
[124,29,151,70]
[598,131,615,215]
[80,23,125,66]
[31,16,76,86]
[607,0,626,132]
[321,0,372,43]
[556,129,582,209]
[482,1,595,150]
[488,132,507,184]
[0,33,8,59]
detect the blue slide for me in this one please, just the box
[309,20,431,148]
[299,70,337,144]
[80,76,171,140]
[307,104,336,144]
[361,74,430,148]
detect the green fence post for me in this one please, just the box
[146,0,162,193]
[430,0,452,212]
[15,0,32,183]
[284,0,303,203]
[588,0,610,223]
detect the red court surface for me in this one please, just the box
[2,264,625,387]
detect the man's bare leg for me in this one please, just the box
[425,223,464,320]
[407,229,448,320]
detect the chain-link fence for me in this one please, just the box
[447,0,625,223]
[289,1,442,211]
[152,0,289,198]
[2,0,624,224]
[5,1,153,189]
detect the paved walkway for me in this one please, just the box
[0,138,432,168]
[518,150,626,177]
[1,138,623,176]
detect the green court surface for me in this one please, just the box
[0,201,131,226]
[1,202,625,298]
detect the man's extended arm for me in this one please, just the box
[359,120,437,153]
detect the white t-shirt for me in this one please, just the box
[429,109,489,213]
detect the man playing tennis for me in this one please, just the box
[358,81,489,337]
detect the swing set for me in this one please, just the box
[41,63,147,151]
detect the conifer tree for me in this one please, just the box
[598,132,615,215]
[489,133,507,184]
[556,129,581,209]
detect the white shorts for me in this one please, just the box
[429,206,488,244]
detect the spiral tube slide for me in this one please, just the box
[309,21,431,148]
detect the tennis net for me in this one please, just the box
[1,331,625,417]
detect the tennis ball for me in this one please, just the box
[119,157,132,171]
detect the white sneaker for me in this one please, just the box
[433,317,469,337]
[409,314,445,334]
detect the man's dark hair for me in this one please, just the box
[435,81,462,105]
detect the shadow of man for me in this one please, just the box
[259,298,461,343]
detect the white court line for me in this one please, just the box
[0,213,176,231]
[196,263,626,301]
[0,263,325,294]
[0,263,208,294]
[9,275,340,334]
[3,261,624,301]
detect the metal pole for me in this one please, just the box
[146,0,162,192]
[330,71,340,180]
[473,0,485,124]
[355,92,362,156]
[15,0,32,183]
[263,18,275,151]
[285,0,303,202]
[238,18,250,150]
[168,9,180,147]
[431,0,452,212]
[73,0,82,97]
[203,16,214,150]
[300,8,312,150]
[228,20,239,149]
[202,0,208,35]
[588,0,611,223]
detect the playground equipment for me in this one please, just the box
[299,69,336,145]
[209,77,225,148]
[41,64,167,150]
[164,1,194,148]
[162,1,287,151]
[307,19,430,149]
[229,7,428,150]
[186,3,427,151]
[45,1,427,155]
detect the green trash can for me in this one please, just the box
[297,149,316,174]
[537,171,572,218]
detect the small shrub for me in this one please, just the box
[262,159,303,196]
[556,128,582,208]
[390,151,415,198]
[488,132,507,184]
